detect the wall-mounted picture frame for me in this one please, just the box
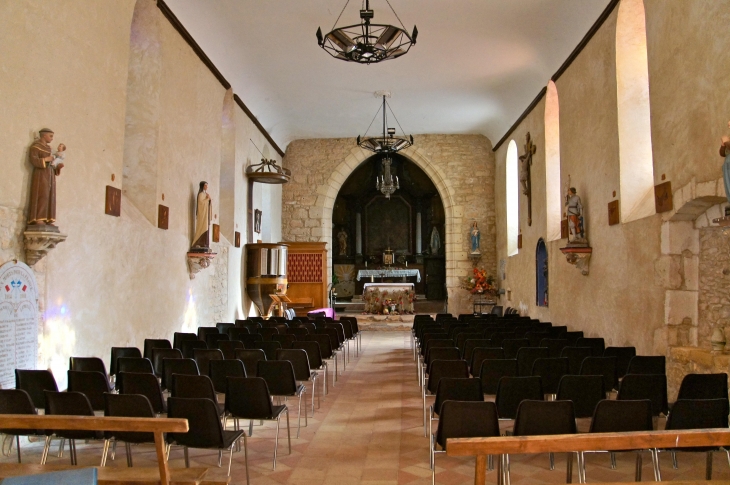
[212,223,220,243]
[234,231,241,248]
[105,186,121,217]
[254,209,262,233]
[158,204,169,229]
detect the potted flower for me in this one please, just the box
[461,267,496,297]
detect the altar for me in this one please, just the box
[356,269,421,282]
[363,282,415,314]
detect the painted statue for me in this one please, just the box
[430,226,441,255]
[470,221,481,254]
[721,120,730,210]
[337,227,348,256]
[28,128,65,226]
[192,181,211,249]
[565,187,585,244]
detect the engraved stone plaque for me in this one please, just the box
[0,261,39,389]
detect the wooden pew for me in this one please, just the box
[447,428,730,485]
[0,414,227,485]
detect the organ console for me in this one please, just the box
[245,242,288,317]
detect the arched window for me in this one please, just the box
[536,239,548,307]
[506,140,519,256]
[616,0,655,222]
[544,81,562,241]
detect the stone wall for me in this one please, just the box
[698,226,730,349]
[282,135,496,314]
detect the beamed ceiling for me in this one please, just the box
[164,0,612,151]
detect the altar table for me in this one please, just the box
[363,283,415,314]
[356,269,421,282]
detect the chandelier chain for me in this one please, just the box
[331,0,351,32]
[384,0,408,31]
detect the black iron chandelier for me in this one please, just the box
[357,93,413,198]
[316,0,418,65]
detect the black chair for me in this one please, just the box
[504,400,576,483]
[479,358,517,395]
[561,347,593,375]
[287,327,309,339]
[422,347,461,387]
[516,347,549,376]
[540,339,569,358]
[660,398,730,480]
[173,332,198,350]
[0,389,42,463]
[556,375,605,418]
[172,373,224,418]
[240,334,264,349]
[218,340,244,360]
[257,360,307,438]
[151,348,182,377]
[502,338,530,359]
[575,337,605,357]
[258,327,280,340]
[193,348,224,377]
[603,346,636,378]
[116,357,155,378]
[581,399,656,482]
[209,359,246,394]
[118,371,166,414]
[431,401,499,484]
[617,374,668,417]
[254,341,283,361]
[462,339,493,363]
[110,347,141,378]
[525,331,550,347]
[197,327,219,343]
[470,347,505,377]
[42,391,104,465]
[228,328,251,342]
[564,331,583,346]
[428,377,483,440]
[226,377,290,477]
[495,376,543,420]
[235,349,267,378]
[422,359,469,435]
[277,349,320,414]
[216,322,235,335]
[292,341,329,396]
[547,326,567,338]
[626,355,665,375]
[676,373,729,400]
[272,334,296,350]
[181,339,208,359]
[69,357,107,376]
[143,339,172,360]
[532,357,569,397]
[304,334,338,386]
[15,369,59,410]
[103,393,156,467]
[579,356,617,393]
[67,370,110,411]
[166,397,244,477]
[162,358,199,393]
[206,333,229,349]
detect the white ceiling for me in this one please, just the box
[164,0,610,151]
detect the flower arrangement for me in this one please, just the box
[462,267,496,295]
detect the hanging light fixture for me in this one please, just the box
[316,0,418,65]
[357,92,413,199]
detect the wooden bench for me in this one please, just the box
[0,415,227,485]
[447,428,730,485]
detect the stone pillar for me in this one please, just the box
[416,212,422,254]
[355,212,362,255]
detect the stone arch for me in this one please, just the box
[318,145,459,309]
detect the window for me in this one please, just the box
[616,0,655,222]
[544,81,562,241]
[506,140,519,256]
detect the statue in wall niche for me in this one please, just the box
[565,186,586,244]
[720,120,730,215]
[337,227,348,256]
[430,226,441,255]
[191,181,212,251]
[27,128,66,228]
[470,221,481,254]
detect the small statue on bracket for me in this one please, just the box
[469,221,481,255]
[28,128,66,229]
[191,181,212,252]
[720,120,730,216]
[564,183,586,246]
[337,227,348,256]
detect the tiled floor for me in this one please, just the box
[3,331,729,484]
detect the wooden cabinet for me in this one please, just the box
[285,242,328,316]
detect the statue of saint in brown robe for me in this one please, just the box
[28,129,62,225]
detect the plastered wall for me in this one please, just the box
[0,0,281,385]
[493,0,730,356]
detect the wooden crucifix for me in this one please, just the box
[519,132,537,226]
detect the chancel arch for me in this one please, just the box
[331,154,446,302]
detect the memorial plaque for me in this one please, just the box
[608,200,620,226]
[0,261,39,389]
